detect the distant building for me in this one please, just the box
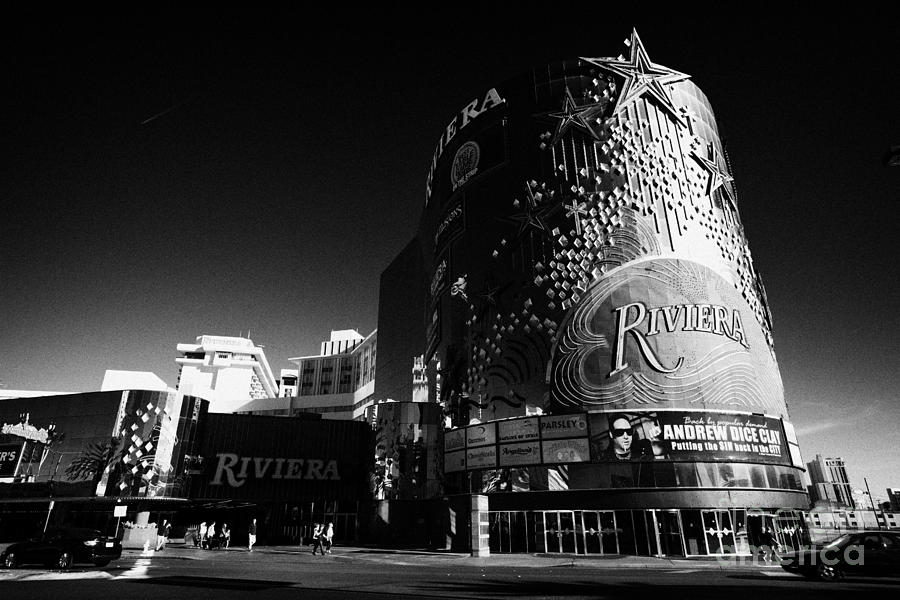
[319,329,365,357]
[175,335,277,414]
[888,488,900,512]
[373,238,429,405]
[235,329,377,420]
[278,368,298,397]
[807,454,855,508]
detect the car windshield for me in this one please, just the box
[824,534,852,548]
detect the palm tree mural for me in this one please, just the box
[65,437,125,492]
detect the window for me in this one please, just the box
[675,463,699,487]
[749,465,767,488]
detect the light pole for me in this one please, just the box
[864,477,884,530]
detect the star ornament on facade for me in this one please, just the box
[581,29,690,124]
[692,143,734,199]
[563,199,589,235]
[500,183,552,240]
[547,88,601,144]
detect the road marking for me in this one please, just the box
[668,569,701,573]
[115,557,152,580]
[1,570,114,582]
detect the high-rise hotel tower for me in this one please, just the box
[419,31,808,556]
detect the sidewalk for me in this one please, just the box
[134,543,784,571]
[2,538,783,571]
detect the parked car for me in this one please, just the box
[780,530,900,581]
[1,527,122,569]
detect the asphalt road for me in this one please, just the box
[2,546,898,599]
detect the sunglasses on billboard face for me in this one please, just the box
[612,427,633,437]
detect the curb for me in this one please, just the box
[117,545,788,571]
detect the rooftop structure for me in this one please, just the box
[175,335,277,414]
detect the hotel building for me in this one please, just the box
[175,335,278,414]
[235,329,377,421]
[807,454,855,508]
[409,30,809,557]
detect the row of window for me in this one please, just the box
[455,462,806,494]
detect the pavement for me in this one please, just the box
[104,541,786,571]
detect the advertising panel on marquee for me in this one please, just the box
[498,441,541,466]
[0,442,22,477]
[539,414,588,439]
[444,428,466,453]
[466,423,496,448]
[542,438,591,464]
[445,450,466,473]
[588,411,790,465]
[466,446,497,469]
[498,417,539,442]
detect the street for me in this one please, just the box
[1,544,898,599]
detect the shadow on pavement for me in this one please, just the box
[127,576,295,591]
[410,577,881,598]
[349,549,461,557]
[726,573,900,586]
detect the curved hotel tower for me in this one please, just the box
[419,31,807,556]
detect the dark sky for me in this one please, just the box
[2,11,898,498]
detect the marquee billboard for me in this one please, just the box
[587,410,788,465]
[443,409,792,474]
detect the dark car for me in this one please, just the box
[1,527,122,569]
[780,530,900,581]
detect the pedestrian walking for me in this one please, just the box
[760,526,777,563]
[207,521,217,550]
[322,521,334,554]
[199,521,208,549]
[248,517,257,552]
[310,522,324,555]
[222,523,231,549]
[155,518,170,551]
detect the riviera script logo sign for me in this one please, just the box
[610,301,748,377]
[211,453,340,487]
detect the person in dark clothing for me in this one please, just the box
[310,522,324,555]
[155,519,170,551]
[248,518,258,552]
[759,527,780,563]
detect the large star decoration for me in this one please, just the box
[499,183,553,240]
[472,277,513,326]
[581,29,690,123]
[692,142,734,202]
[547,88,601,144]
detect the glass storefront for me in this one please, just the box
[487,507,808,557]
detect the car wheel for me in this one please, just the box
[57,552,74,570]
[3,553,17,568]
[817,562,842,582]
[93,559,110,567]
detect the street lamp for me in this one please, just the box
[864,477,885,530]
